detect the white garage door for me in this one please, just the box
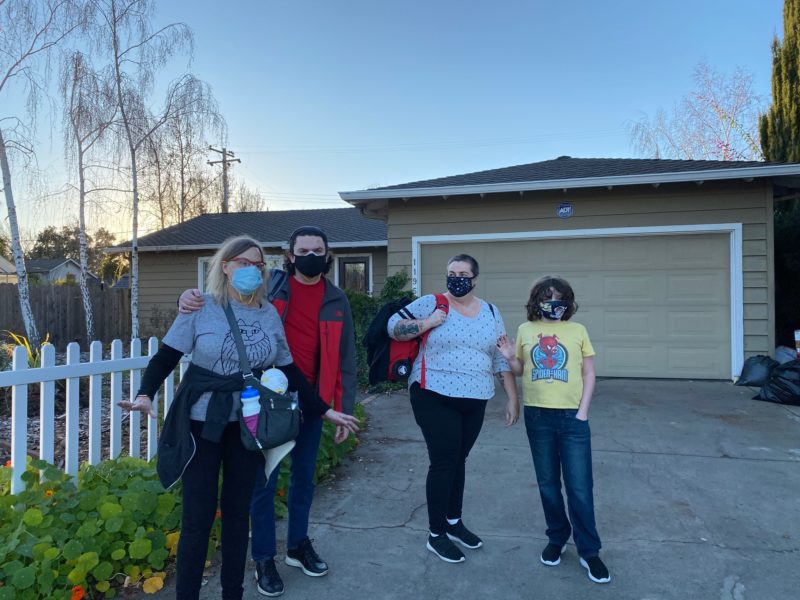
[419,233,731,379]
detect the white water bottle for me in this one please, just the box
[241,386,260,438]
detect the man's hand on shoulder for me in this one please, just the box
[178,289,204,313]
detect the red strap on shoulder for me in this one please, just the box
[420,294,449,389]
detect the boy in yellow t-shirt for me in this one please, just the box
[497,275,610,584]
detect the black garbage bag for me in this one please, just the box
[754,360,800,406]
[735,355,779,387]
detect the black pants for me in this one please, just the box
[409,382,487,535]
[176,421,263,600]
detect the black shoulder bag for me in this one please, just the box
[223,302,301,451]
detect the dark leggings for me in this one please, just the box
[176,421,263,600]
[409,382,487,535]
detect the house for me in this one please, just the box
[0,255,17,284]
[340,156,800,381]
[107,208,387,337]
[24,258,98,284]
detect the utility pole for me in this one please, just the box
[208,146,241,213]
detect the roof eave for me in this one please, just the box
[106,240,388,254]
[339,164,800,203]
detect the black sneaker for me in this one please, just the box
[254,559,284,597]
[580,556,611,583]
[445,520,483,549]
[540,542,566,566]
[426,534,465,563]
[285,538,329,577]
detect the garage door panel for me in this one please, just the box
[419,232,731,379]
[601,238,663,268]
[603,275,657,301]
[602,311,658,337]
[665,236,728,266]
[667,311,727,337]
[666,273,728,302]
[667,347,725,375]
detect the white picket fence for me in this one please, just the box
[1,338,188,494]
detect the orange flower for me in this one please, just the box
[277,488,286,498]
[4,460,10,468]
[215,510,222,519]
[71,585,85,600]
[44,489,54,498]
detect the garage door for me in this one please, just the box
[419,233,731,379]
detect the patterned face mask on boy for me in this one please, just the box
[446,275,474,297]
[539,300,569,320]
[231,266,263,294]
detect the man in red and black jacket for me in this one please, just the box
[178,226,357,597]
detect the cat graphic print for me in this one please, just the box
[531,333,569,383]
[214,318,273,374]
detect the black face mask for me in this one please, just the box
[293,253,328,277]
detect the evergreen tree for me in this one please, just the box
[760,0,800,161]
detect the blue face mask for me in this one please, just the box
[231,266,263,295]
[446,275,474,297]
[539,300,569,320]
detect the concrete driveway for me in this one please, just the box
[194,379,800,600]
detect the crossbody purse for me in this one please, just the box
[223,303,301,451]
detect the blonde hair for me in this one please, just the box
[206,236,265,308]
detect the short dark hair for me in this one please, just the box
[526,275,579,321]
[447,254,479,277]
[283,226,333,275]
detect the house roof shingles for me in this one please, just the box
[25,258,71,273]
[369,157,783,191]
[112,208,386,252]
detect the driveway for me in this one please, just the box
[187,379,800,599]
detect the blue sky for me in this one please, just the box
[2,0,786,237]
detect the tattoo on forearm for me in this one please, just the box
[394,321,421,339]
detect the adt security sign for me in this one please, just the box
[557,202,573,218]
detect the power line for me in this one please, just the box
[207,146,241,213]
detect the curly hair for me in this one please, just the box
[525,275,579,321]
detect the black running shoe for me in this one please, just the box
[426,534,465,563]
[254,558,284,597]
[580,556,611,583]
[540,542,566,566]
[445,520,483,549]
[285,538,329,577]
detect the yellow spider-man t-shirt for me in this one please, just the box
[515,320,595,409]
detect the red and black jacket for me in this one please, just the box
[270,271,357,414]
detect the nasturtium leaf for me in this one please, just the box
[105,516,124,533]
[96,580,111,592]
[129,538,152,560]
[92,561,113,581]
[22,508,43,527]
[99,502,123,520]
[11,566,36,589]
[62,539,83,560]
[67,565,86,584]
[110,548,126,561]
[142,575,164,594]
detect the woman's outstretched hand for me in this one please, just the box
[178,289,204,313]
[117,394,156,418]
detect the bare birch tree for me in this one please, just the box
[629,62,765,161]
[0,0,84,347]
[91,0,198,338]
[61,50,117,341]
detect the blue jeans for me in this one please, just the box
[250,415,324,560]
[524,406,602,558]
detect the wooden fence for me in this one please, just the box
[0,283,130,349]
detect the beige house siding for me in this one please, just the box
[139,247,388,338]
[384,180,774,359]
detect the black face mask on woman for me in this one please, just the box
[293,253,328,277]
[446,275,474,297]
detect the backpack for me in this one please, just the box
[364,294,449,385]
